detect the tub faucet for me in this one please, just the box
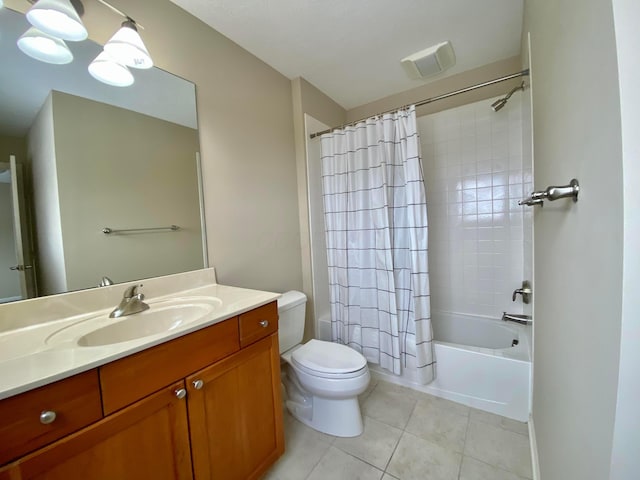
[502,312,532,325]
[109,284,150,318]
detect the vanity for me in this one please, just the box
[0,269,284,479]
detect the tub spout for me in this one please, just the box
[502,312,532,325]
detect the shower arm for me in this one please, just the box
[503,82,525,101]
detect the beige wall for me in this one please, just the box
[291,78,346,340]
[525,0,623,478]
[346,56,524,122]
[84,0,302,294]
[7,0,303,294]
[28,95,67,296]
[0,136,27,165]
[51,91,203,292]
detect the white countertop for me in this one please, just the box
[0,283,280,400]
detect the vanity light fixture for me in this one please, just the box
[16,0,153,86]
[17,27,74,64]
[26,0,88,41]
[88,51,134,87]
[103,19,153,69]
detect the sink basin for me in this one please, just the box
[78,304,210,346]
[46,296,222,347]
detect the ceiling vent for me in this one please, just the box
[401,41,456,80]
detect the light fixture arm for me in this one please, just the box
[96,0,144,29]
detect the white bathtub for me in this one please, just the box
[368,311,532,421]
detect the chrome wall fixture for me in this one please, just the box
[310,69,530,138]
[519,179,580,207]
[501,312,532,325]
[512,280,532,304]
[102,225,180,234]
[491,81,525,112]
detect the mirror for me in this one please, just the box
[0,7,205,303]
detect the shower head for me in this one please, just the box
[491,81,525,112]
[491,98,508,112]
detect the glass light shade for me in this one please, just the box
[17,27,73,65]
[103,21,153,69]
[26,0,88,41]
[88,51,134,87]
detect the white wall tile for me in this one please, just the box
[418,95,531,318]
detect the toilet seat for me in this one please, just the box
[292,361,368,379]
[291,339,367,378]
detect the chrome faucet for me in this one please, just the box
[109,284,150,318]
[502,312,532,325]
[512,280,532,304]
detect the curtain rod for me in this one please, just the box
[309,69,530,139]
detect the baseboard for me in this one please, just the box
[0,295,22,304]
[529,416,541,480]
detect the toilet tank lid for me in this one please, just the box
[278,290,307,310]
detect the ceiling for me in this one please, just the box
[169,0,524,109]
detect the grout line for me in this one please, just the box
[382,430,404,474]
[337,449,385,476]
[400,395,420,430]
[458,411,472,479]
[303,443,334,480]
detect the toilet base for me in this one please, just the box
[282,366,366,437]
[290,396,364,437]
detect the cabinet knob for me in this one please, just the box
[259,320,269,328]
[175,388,187,399]
[192,379,204,390]
[40,410,57,424]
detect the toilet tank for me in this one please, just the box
[277,291,307,354]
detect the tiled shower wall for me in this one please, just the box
[417,96,533,318]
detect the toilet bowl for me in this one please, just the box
[278,292,370,437]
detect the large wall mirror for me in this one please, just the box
[0,7,206,304]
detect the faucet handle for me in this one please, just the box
[512,281,532,304]
[512,288,525,301]
[123,283,143,299]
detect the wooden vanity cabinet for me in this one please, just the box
[188,334,284,480]
[0,369,102,466]
[0,301,284,480]
[3,381,193,480]
[187,301,284,480]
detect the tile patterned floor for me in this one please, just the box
[263,379,532,480]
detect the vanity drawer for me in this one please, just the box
[239,301,278,348]
[0,369,102,465]
[100,317,240,415]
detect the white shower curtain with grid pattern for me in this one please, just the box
[320,105,435,384]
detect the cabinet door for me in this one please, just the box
[6,381,193,480]
[187,334,284,480]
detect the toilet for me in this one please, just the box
[278,291,370,437]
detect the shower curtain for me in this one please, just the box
[320,105,435,384]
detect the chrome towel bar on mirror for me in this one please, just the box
[102,225,180,234]
[519,178,580,207]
